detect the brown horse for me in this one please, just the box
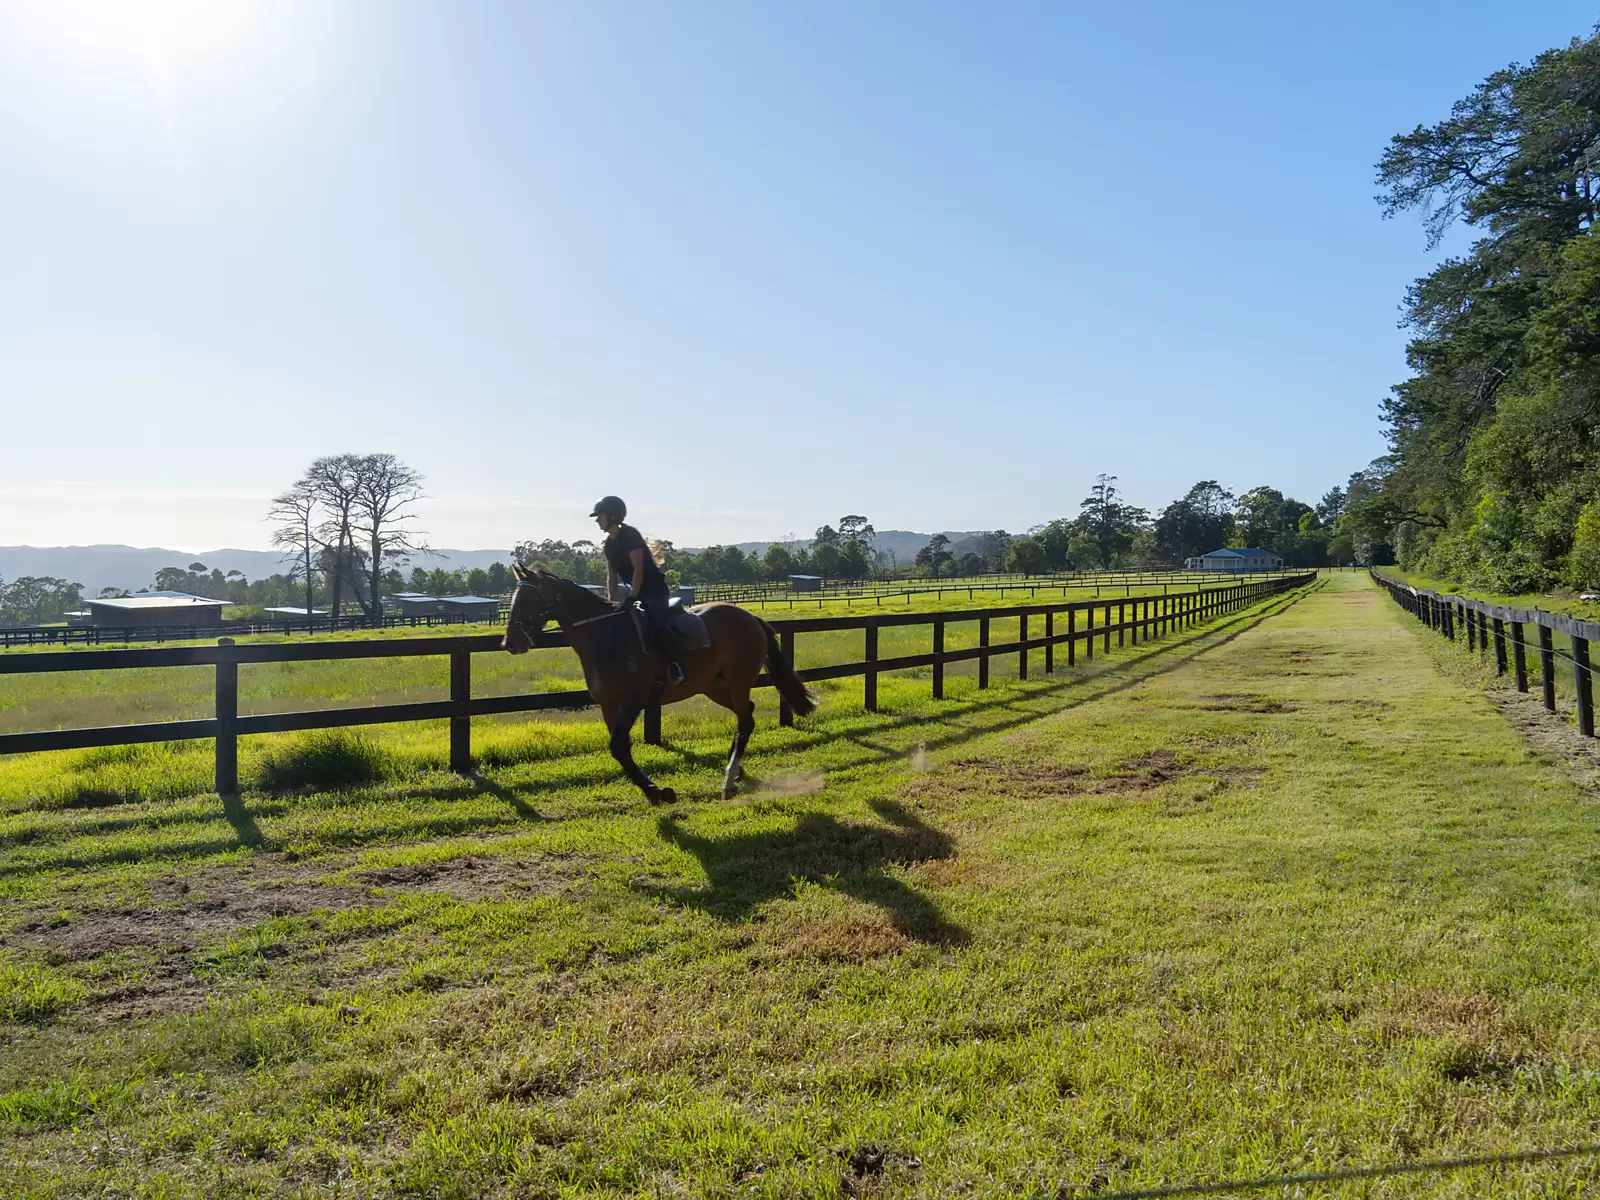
[502,565,817,803]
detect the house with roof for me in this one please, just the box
[1185,547,1284,572]
[83,592,230,628]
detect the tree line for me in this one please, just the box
[1347,25,1600,590]
[511,476,1359,589]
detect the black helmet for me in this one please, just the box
[590,495,626,521]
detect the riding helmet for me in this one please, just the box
[590,495,627,521]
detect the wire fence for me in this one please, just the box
[1370,570,1599,735]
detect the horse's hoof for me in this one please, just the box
[651,787,678,806]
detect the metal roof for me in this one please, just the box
[1200,548,1279,558]
[86,592,229,610]
[437,595,500,605]
[263,606,326,616]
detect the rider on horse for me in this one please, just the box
[591,495,685,685]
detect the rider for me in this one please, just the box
[591,495,685,685]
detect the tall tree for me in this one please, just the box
[267,481,319,616]
[1076,475,1148,567]
[352,454,427,618]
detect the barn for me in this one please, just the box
[84,592,229,629]
[788,574,823,592]
[436,595,501,621]
[391,593,446,618]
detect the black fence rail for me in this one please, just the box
[0,574,1314,794]
[693,568,1309,608]
[1371,570,1600,736]
[0,610,508,648]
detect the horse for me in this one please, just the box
[502,565,817,804]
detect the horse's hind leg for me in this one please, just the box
[721,692,755,800]
[608,700,676,806]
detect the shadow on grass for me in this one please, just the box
[642,797,967,944]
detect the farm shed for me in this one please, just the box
[84,592,229,629]
[391,593,446,617]
[263,606,327,619]
[437,595,501,621]
[788,574,823,592]
[1186,548,1283,572]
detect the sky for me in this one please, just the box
[2,1,1597,553]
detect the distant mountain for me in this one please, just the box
[0,545,519,597]
[681,530,987,568]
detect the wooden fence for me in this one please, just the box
[0,609,506,649]
[0,574,1313,794]
[693,567,1309,607]
[1371,571,1600,736]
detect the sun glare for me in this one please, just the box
[7,0,268,74]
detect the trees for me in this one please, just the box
[353,454,427,619]
[0,576,83,625]
[1153,481,1235,565]
[763,544,796,581]
[1005,537,1045,575]
[1076,475,1148,567]
[1365,28,1600,588]
[267,454,428,620]
[915,533,952,578]
[267,483,318,617]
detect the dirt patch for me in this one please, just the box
[922,752,1264,799]
[8,880,375,964]
[761,909,913,963]
[357,855,581,900]
[1193,694,1298,714]
[839,1144,921,1195]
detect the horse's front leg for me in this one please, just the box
[608,700,677,806]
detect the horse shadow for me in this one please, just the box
[639,798,967,945]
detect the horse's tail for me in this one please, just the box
[762,620,818,717]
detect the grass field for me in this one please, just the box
[5,573,1600,1197]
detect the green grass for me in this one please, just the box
[4,574,1599,1196]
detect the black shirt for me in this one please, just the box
[605,523,665,592]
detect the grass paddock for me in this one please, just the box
[3,574,1600,1197]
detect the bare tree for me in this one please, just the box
[267,481,319,616]
[306,454,365,621]
[352,454,427,616]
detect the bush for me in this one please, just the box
[253,730,389,792]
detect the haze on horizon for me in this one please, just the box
[4,1,1595,553]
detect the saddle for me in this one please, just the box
[627,598,711,659]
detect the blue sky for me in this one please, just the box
[2,1,1595,552]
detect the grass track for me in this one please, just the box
[4,574,1600,1197]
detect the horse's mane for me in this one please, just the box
[531,568,613,615]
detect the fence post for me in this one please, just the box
[1575,635,1594,737]
[1118,600,1126,647]
[978,617,990,688]
[451,644,474,768]
[1103,602,1111,653]
[1511,621,1528,692]
[1018,613,1028,680]
[1068,607,1076,666]
[1085,605,1095,660]
[1540,624,1557,711]
[1444,600,1454,641]
[933,616,945,699]
[1492,617,1507,677]
[779,629,796,726]
[215,637,238,796]
[1467,606,1478,651]
[864,622,879,712]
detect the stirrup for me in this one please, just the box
[666,660,686,685]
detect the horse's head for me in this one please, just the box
[503,563,555,655]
